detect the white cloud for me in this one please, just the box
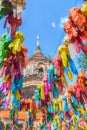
[59,17,68,28]
[51,22,56,28]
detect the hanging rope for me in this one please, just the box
[74,0,78,6]
[53,31,65,56]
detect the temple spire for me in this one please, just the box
[36,35,40,50]
[36,35,39,46]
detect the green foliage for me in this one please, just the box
[78,53,87,71]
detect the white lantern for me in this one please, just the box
[12,0,26,10]
[12,0,26,19]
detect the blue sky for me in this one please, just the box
[0,0,83,58]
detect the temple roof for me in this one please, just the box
[29,35,49,61]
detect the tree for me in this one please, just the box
[78,52,87,71]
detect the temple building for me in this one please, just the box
[22,36,51,98]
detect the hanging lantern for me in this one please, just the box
[12,0,26,10]
[81,3,87,18]
[11,0,26,19]
[0,0,13,19]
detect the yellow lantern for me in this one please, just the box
[81,3,87,18]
